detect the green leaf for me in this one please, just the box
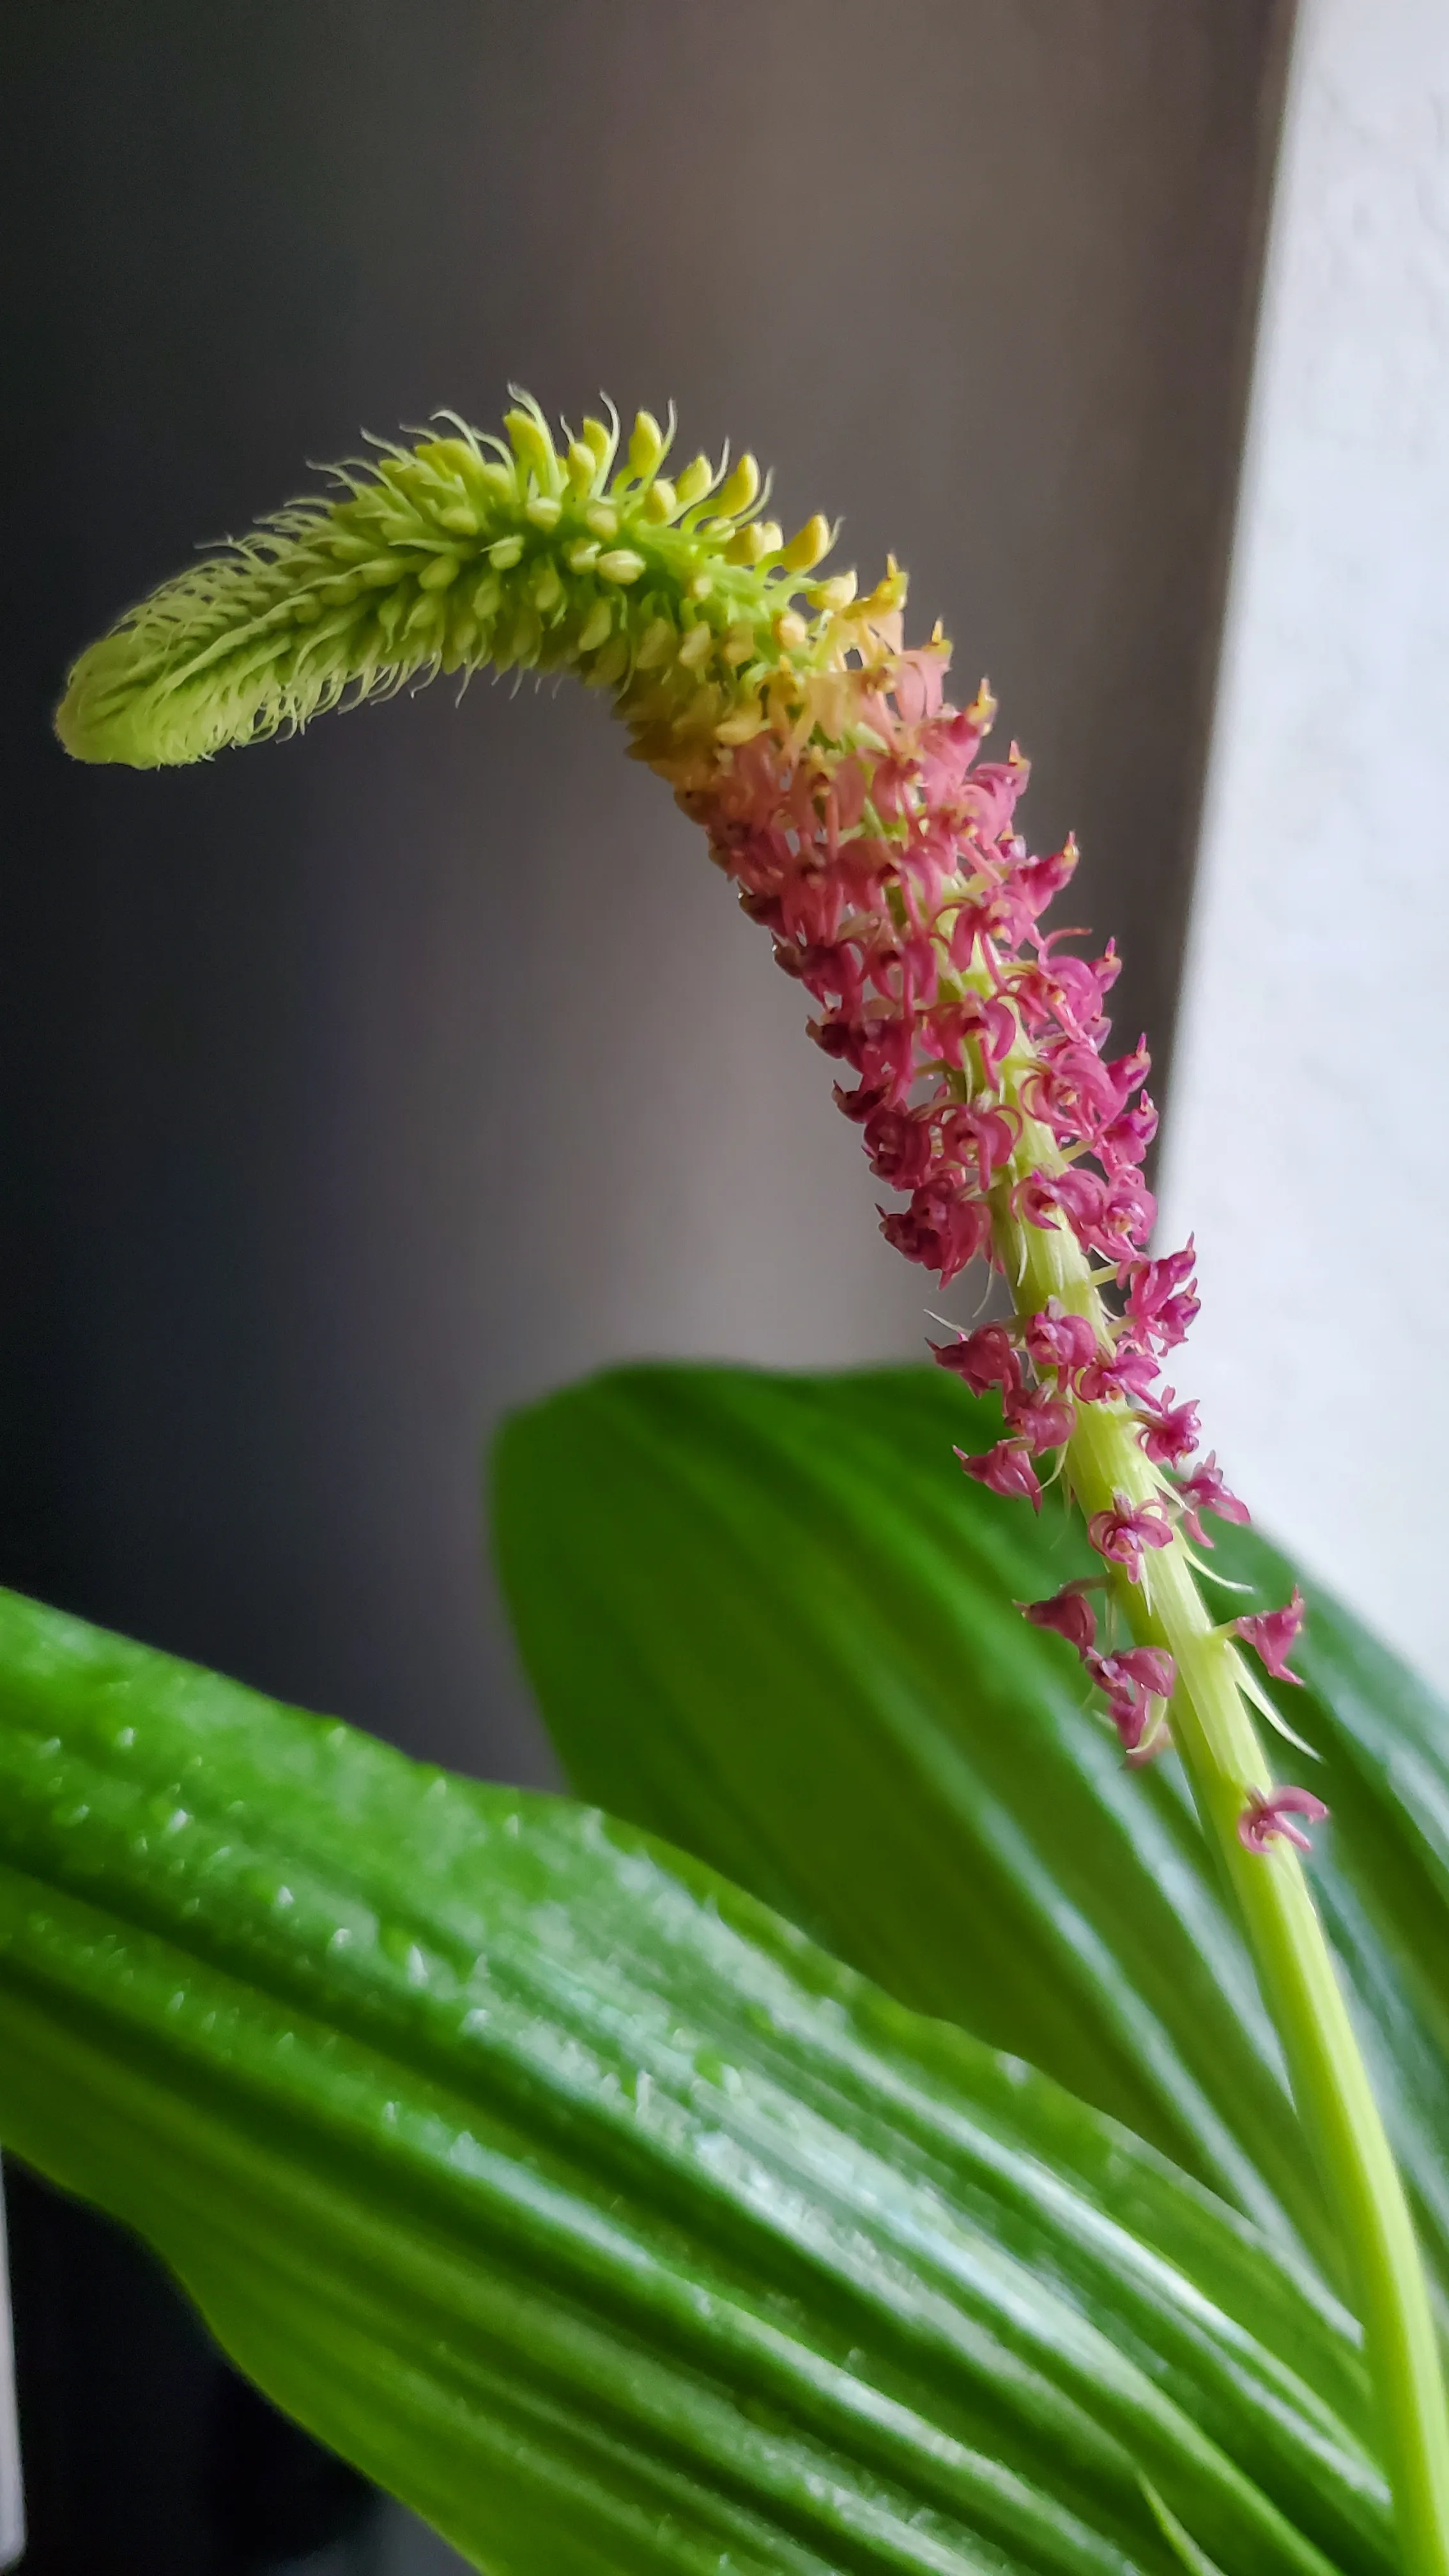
[0,1585,1393,2575]
[491,1362,1449,2306]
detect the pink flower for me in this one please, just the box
[1087,1492,1175,1581]
[929,1322,1021,1397]
[1022,1582,1098,1654]
[1097,1095,1158,1172]
[862,1103,935,1190]
[1023,1299,1099,1377]
[1075,1343,1162,1406]
[1174,1453,1249,1545]
[1087,1644,1177,1756]
[1023,1041,1125,1142]
[1234,1588,1307,1685]
[956,1438,1043,1510]
[1135,1388,1201,1468]
[1005,1384,1077,1453]
[881,1187,992,1285]
[1238,1784,1329,1855]
[939,1102,1019,1190]
[1119,1243,1200,1351]
[1009,836,1077,914]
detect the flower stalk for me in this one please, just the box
[57,395,1449,2566]
[995,1080,1449,2573]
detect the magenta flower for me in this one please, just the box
[1085,1494,1175,1583]
[1238,1786,1330,1855]
[1023,1299,1099,1377]
[1119,1244,1201,1353]
[1234,1588,1308,1685]
[1135,1388,1202,1468]
[1004,1384,1077,1455]
[1087,1646,1177,1759]
[1022,1583,1099,1655]
[1174,1453,1250,1546]
[929,1322,1020,1398]
[956,1439,1043,1511]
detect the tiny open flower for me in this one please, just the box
[1135,1388,1201,1468]
[1234,1588,1307,1685]
[1021,1583,1098,1654]
[1004,1384,1077,1453]
[1174,1452,1250,1545]
[862,1103,934,1190]
[1087,1646,1177,1757]
[956,1439,1043,1510]
[1075,1343,1162,1406]
[1097,1094,1158,1172]
[882,1188,992,1285]
[1023,1299,1098,1376]
[930,1321,1021,1396]
[1119,1242,1200,1351]
[940,1102,1019,1189]
[1087,1492,1175,1581]
[1238,1784,1329,1855]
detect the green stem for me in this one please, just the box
[994,1078,1449,2574]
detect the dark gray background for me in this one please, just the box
[0,4,1289,2568]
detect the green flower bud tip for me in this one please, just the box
[54,395,874,774]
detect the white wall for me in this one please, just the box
[1159,0,1449,1685]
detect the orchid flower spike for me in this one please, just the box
[59,395,1449,2563]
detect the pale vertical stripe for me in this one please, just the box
[1158,0,1449,1684]
[0,2168,23,2569]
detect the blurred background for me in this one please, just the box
[4,0,1402,2565]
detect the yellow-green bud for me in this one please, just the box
[503,408,559,489]
[674,455,714,510]
[642,480,677,524]
[779,514,832,573]
[417,553,461,591]
[588,634,629,687]
[634,617,675,670]
[714,454,760,519]
[576,597,613,653]
[525,496,562,531]
[596,549,645,585]
[807,571,858,611]
[627,411,666,479]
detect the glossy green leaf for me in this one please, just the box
[492,1363,1449,2306]
[0,1585,1393,2575]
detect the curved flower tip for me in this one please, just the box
[1234,1586,1307,1685]
[55,395,853,770]
[1238,1784,1329,1855]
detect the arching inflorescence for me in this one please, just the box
[57,391,1307,1822]
[59,393,1449,2572]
